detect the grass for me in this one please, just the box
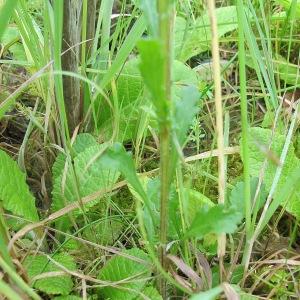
[0,0,300,299]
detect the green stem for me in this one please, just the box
[237,0,252,266]
[0,256,41,300]
[157,0,173,297]
[0,280,23,300]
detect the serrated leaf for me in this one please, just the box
[52,133,98,180]
[0,149,39,222]
[244,127,300,218]
[52,143,120,231]
[72,133,98,154]
[186,205,242,239]
[98,248,151,300]
[175,6,238,62]
[83,219,123,245]
[24,253,76,295]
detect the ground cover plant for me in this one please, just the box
[0,0,300,299]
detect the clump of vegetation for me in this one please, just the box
[0,0,300,299]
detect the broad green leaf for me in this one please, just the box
[229,177,267,218]
[137,39,167,119]
[185,189,215,224]
[99,57,199,141]
[1,26,19,43]
[0,0,19,41]
[275,55,300,86]
[52,133,98,180]
[190,286,223,300]
[129,176,181,241]
[137,286,162,300]
[99,57,145,141]
[1,26,26,60]
[24,253,76,295]
[52,143,120,231]
[72,133,98,154]
[243,127,300,218]
[194,59,234,82]
[138,178,179,241]
[100,143,149,206]
[100,143,158,228]
[0,149,38,222]
[83,219,123,245]
[185,205,242,239]
[260,165,300,234]
[173,85,200,145]
[175,6,238,62]
[98,248,151,300]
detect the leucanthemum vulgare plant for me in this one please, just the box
[0,0,300,299]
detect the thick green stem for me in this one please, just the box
[157,0,173,297]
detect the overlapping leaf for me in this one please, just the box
[0,149,39,222]
[243,127,300,218]
[24,253,76,295]
[98,248,151,300]
[175,6,238,61]
[51,134,120,230]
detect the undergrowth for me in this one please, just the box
[0,0,300,299]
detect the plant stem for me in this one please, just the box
[157,0,173,297]
[207,0,226,267]
[0,256,41,300]
[237,0,252,268]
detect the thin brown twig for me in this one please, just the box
[207,0,226,273]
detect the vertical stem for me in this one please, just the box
[237,0,252,268]
[157,0,173,297]
[207,0,226,266]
